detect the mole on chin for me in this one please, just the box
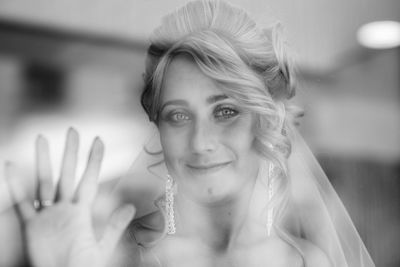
[207,188,213,195]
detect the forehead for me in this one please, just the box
[161,55,223,102]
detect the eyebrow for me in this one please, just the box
[160,100,189,112]
[160,94,229,112]
[206,94,228,104]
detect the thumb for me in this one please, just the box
[100,204,136,258]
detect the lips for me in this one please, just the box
[186,161,231,174]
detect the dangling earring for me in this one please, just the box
[267,163,274,236]
[166,174,176,235]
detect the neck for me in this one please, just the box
[174,179,256,252]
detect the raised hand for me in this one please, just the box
[4,128,136,267]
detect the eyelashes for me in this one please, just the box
[214,106,239,120]
[161,105,240,125]
[169,111,190,123]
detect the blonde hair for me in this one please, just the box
[141,0,300,228]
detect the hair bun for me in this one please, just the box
[263,24,296,100]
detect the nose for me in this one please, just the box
[189,119,218,154]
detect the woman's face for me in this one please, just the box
[158,55,260,204]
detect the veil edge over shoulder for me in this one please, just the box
[284,129,375,267]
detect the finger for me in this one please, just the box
[100,204,136,259]
[57,128,79,200]
[4,162,36,221]
[75,137,104,205]
[0,162,14,213]
[36,135,54,202]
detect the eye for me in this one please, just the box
[167,111,191,124]
[214,106,239,120]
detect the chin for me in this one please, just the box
[183,177,247,205]
[174,162,258,204]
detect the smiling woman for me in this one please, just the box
[2,0,375,267]
[158,55,260,205]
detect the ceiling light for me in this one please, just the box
[357,20,400,49]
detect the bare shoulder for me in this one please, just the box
[234,237,304,267]
[262,237,305,267]
[293,237,332,267]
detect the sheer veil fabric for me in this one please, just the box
[284,129,375,267]
[111,125,375,267]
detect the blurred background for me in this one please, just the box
[0,0,398,266]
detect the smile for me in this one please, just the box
[186,161,231,173]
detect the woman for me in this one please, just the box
[2,0,375,266]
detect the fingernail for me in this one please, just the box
[94,137,104,148]
[119,204,136,222]
[68,127,78,135]
[67,128,79,146]
[94,136,102,142]
[36,134,44,142]
[36,138,49,154]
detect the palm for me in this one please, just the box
[26,203,99,267]
[4,129,135,267]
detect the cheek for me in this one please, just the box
[222,116,260,178]
[159,126,188,166]
[221,116,256,152]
